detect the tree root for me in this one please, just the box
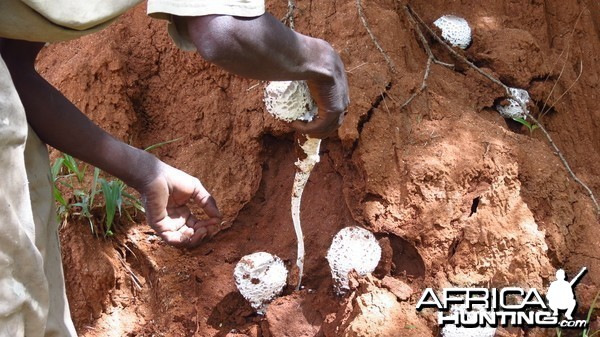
[401,6,453,109]
[356,0,397,73]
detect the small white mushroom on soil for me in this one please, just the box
[495,87,531,120]
[326,226,382,295]
[264,80,321,290]
[441,303,497,337]
[433,15,472,49]
[233,252,288,315]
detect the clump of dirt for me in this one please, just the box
[37,0,599,336]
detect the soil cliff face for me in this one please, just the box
[37,0,599,335]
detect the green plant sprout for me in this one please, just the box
[513,117,539,133]
[51,139,179,236]
[98,177,144,236]
[51,156,69,222]
[582,290,600,337]
[555,289,599,337]
[143,137,182,152]
[50,153,143,236]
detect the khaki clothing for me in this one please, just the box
[0,0,265,336]
[0,0,140,42]
[0,58,75,337]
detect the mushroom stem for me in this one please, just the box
[291,135,321,290]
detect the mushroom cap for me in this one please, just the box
[433,15,472,49]
[326,226,381,294]
[264,81,317,122]
[496,87,530,119]
[233,252,288,314]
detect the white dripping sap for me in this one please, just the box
[264,80,321,290]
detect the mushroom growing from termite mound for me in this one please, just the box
[433,15,472,49]
[495,87,530,120]
[326,226,382,294]
[233,252,288,315]
[264,80,321,290]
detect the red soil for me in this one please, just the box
[36,0,599,335]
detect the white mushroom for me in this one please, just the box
[433,15,472,49]
[264,80,316,122]
[326,226,382,294]
[233,252,288,315]
[496,87,530,120]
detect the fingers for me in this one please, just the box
[291,109,344,139]
[191,180,222,219]
[160,225,207,248]
[195,217,222,238]
[153,208,222,248]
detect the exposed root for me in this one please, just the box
[356,0,397,73]
[401,6,453,109]
[541,59,583,118]
[539,10,584,118]
[405,5,600,217]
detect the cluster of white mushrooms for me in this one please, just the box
[235,24,516,332]
[433,15,530,119]
[232,81,383,314]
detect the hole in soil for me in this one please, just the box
[387,234,426,279]
[470,197,480,216]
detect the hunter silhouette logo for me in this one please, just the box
[416,267,589,329]
[547,267,586,320]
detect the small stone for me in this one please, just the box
[381,276,413,301]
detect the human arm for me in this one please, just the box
[179,13,349,139]
[0,38,221,248]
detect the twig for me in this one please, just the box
[405,5,600,216]
[246,82,262,92]
[526,113,599,214]
[116,254,143,291]
[543,59,583,116]
[406,6,509,95]
[400,57,432,110]
[540,10,583,116]
[347,62,368,74]
[399,6,453,109]
[356,0,397,73]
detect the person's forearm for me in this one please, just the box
[1,40,159,191]
[182,13,349,138]
[183,13,338,82]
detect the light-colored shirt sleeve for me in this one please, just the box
[0,0,142,42]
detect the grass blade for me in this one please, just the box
[143,137,182,152]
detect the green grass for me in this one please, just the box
[513,117,539,133]
[582,290,600,337]
[51,153,143,236]
[50,139,178,236]
[555,290,599,337]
